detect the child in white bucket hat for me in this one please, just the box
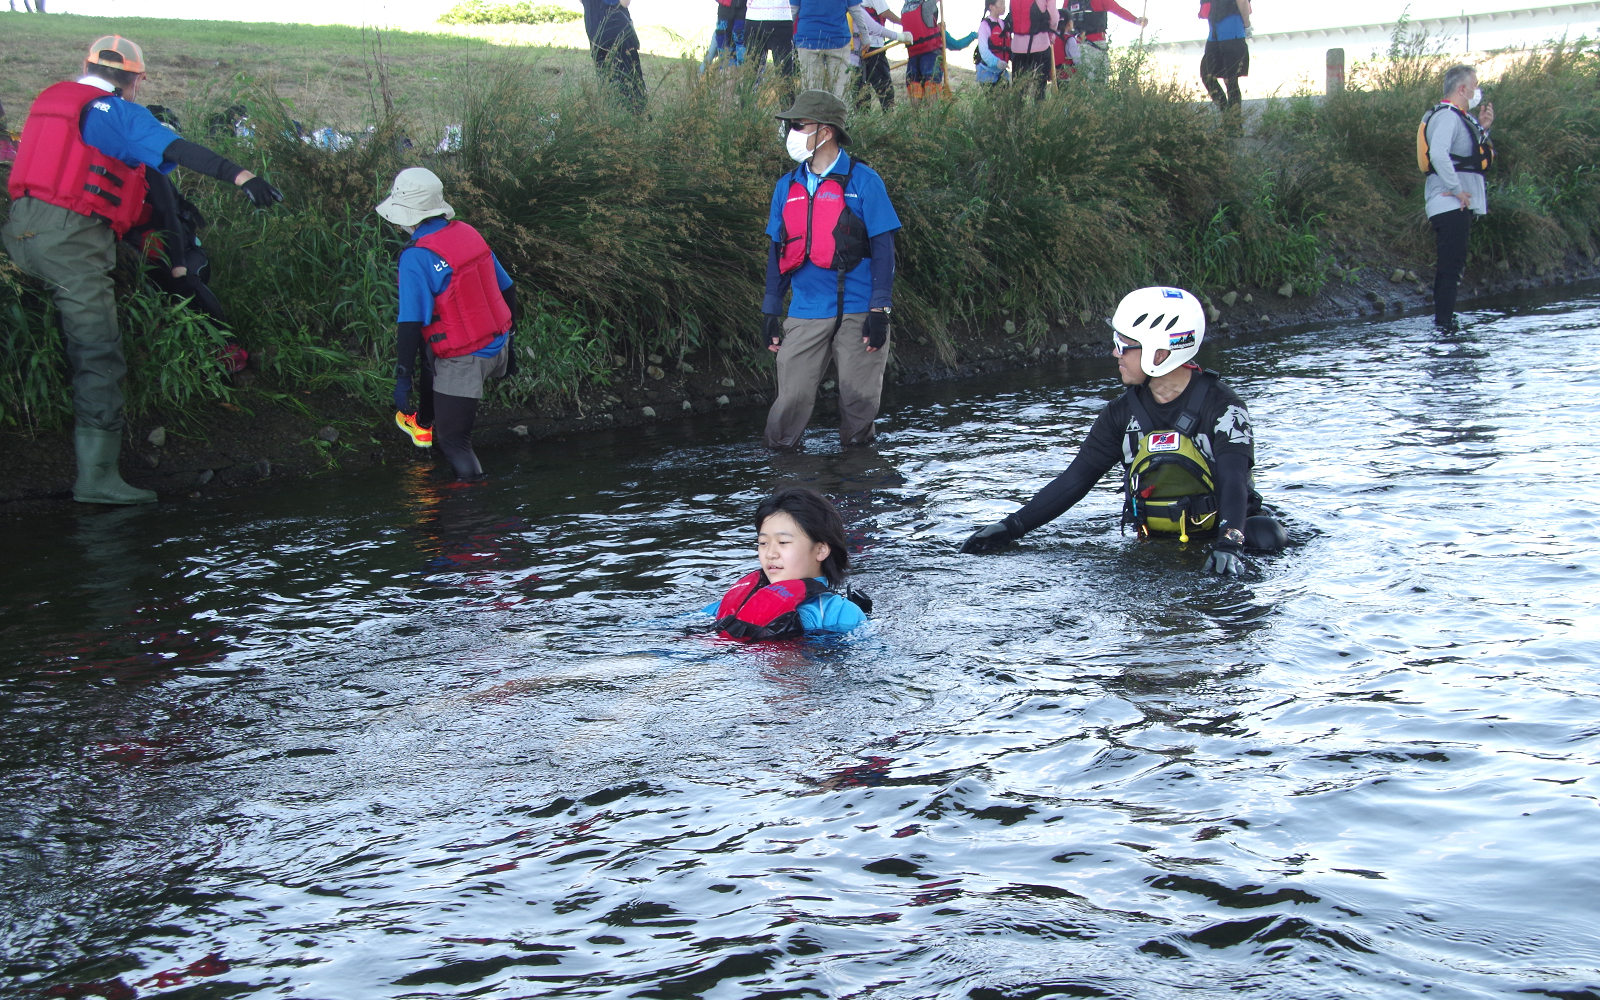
[376,167,518,480]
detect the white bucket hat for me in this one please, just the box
[374,167,455,227]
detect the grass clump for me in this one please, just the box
[3,27,1599,435]
[438,0,582,25]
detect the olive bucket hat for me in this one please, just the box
[775,89,850,146]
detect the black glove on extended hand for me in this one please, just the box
[864,310,889,350]
[761,313,784,350]
[960,519,1019,555]
[1202,539,1247,576]
[240,176,283,208]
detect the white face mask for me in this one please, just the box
[1468,87,1482,109]
[785,127,815,163]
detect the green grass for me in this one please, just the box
[3,15,1599,434]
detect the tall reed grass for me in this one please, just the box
[3,34,1598,433]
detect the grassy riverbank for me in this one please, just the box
[2,12,1599,439]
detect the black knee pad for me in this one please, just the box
[1244,515,1287,552]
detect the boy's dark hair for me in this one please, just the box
[85,53,141,92]
[754,486,850,589]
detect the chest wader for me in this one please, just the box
[1120,373,1221,542]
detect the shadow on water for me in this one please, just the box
[4,289,1600,999]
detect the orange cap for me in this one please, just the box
[85,35,146,74]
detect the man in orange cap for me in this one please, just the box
[3,36,283,504]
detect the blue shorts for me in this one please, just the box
[907,51,943,83]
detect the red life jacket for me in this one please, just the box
[976,14,1011,63]
[407,220,513,360]
[904,0,943,54]
[776,163,869,278]
[712,570,827,641]
[1010,0,1050,34]
[7,82,150,237]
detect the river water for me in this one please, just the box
[4,290,1599,1000]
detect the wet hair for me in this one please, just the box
[1442,64,1476,98]
[754,486,850,589]
[85,52,140,92]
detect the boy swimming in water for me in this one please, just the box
[702,486,870,639]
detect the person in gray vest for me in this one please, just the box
[1422,63,1495,333]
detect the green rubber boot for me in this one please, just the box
[73,427,157,505]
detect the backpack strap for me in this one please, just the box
[1174,369,1216,436]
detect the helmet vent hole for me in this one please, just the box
[1149,314,1165,328]
[1132,313,1148,327]
[1165,315,1180,331]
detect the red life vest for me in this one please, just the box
[407,220,513,360]
[1010,0,1050,34]
[776,164,869,278]
[976,14,1011,63]
[904,0,943,55]
[7,82,150,237]
[711,570,827,641]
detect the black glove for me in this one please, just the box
[961,519,1019,554]
[761,313,783,350]
[864,310,890,350]
[1202,539,1246,576]
[240,175,283,208]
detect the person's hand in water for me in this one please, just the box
[961,520,1018,554]
[1202,537,1246,576]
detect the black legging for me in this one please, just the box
[745,18,797,97]
[1011,49,1052,99]
[1203,74,1242,109]
[853,51,895,109]
[415,368,485,480]
[1431,207,1473,330]
[592,36,646,112]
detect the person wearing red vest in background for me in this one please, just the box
[3,35,281,505]
[760,91,901,451]
[1009,0,1059,98]
[376,168,518,482]
[1065,0,1147,84]
[974,0,1012,85]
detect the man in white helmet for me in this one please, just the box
[960,286,1284,575]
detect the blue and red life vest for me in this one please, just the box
[406,220,513,359]
[776,164,869,278]
[8,81,150,236]
[711,570,827,640]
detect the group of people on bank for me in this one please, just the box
[6,37,1494,633]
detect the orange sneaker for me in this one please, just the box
[395,410,433,448]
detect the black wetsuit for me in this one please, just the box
[1006,368,1257,537]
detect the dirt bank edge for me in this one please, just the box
[4,257,1596,508]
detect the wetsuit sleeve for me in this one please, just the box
[1007,405,1126,534]
[869,231,895,311]
[762,241,793,315]
[501,283,518,327]
[161,138,245,184]
[1215,452,1250,534]
[395,322,424,380]
[1094,0,1141,21]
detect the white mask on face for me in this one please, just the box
[1468,87,1482,109]
[785,127,814,163]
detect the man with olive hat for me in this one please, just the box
[760,90,901,451]
[4,35,283,504]
[376,166,518,481]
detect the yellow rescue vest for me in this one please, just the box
[1120,372,1220,540]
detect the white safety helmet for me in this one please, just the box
[1110,286,1207,378]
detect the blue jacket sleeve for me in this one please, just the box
[762,241,793,316]
[869,231,895,311]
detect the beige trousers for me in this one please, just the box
[797,46,853,98]
[764,313,890,449]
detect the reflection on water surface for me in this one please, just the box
[3,294,1599,999]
